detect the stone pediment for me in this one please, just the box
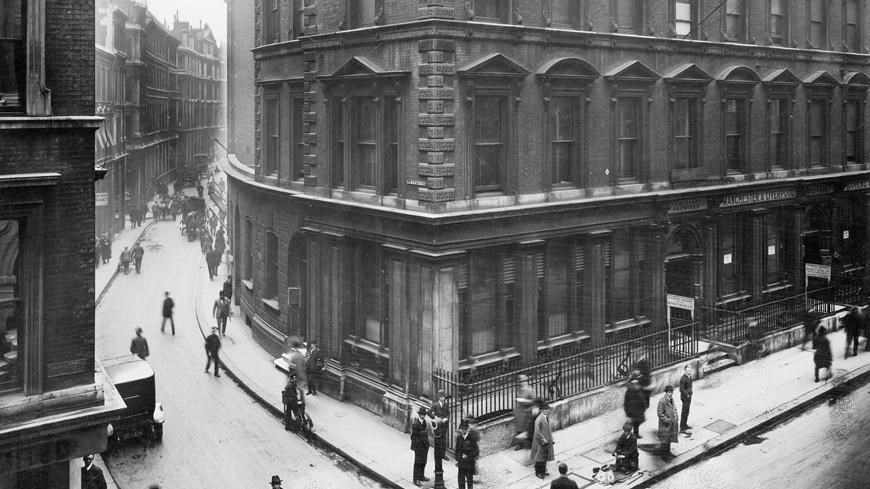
[804,70,839,87]
[604,60,660,83]
[762,68,801,87]
[320,56,410,83]
[663,63,713,83]
[717,65,761,83]
[458,53,529,78]
[843,71,870,91]
[536,57,600,80]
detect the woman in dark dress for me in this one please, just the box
[813,326,832,382]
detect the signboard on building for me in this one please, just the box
[719,188,796,207]
[125,191,132,201]
[805,263,831,280]
[95,192,109,206]
[844,180,870,192]
[667,294,695,311]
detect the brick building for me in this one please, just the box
[173,19,223,171]
[1,0,125,487]
[226,0,256,167]
[95,4,129,237]
[225,0,870,429]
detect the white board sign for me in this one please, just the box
[805,263,831,280]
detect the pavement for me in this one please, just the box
[95,183,870,489]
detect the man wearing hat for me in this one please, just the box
[269,475,283,488]
[613,422,639,473]
[205,326,222,377]
[430,389,450,460]
[455,420,480,489]
[623,372,646,438]
[657,385,679,458]
[549,462,579,489]
[410,406,431,486]
[531,399,554,479]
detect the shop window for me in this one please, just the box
[718,214,746,298]
[808,0,827,49]
[605,230,646,326]
[764,214,791,286]
[769,0,787,46]
[723,0,746,42]
[265,231,279,299]
[0,220,21,393]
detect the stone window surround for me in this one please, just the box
[0,0,51,116]
[665,63,713,181]
[717,66,761,176]
[762,69,801,172]
[842,71,870,166]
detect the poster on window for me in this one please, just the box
[723,253,732,264]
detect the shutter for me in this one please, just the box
[457,263,467,289]
[503,255,516,284]
[536,251,545,280]
[574,244,584,271]
[636,239,646,262]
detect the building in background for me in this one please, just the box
[225,0,870,431]
[173,19,223,172]
[1,0,125,486]
[226,0,255,167]
[95,5,129,238]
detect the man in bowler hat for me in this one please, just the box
[410,406,430,486]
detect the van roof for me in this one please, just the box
[103,354,154,384]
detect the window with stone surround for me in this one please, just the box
[808,99,829,167]
[263,89,279,176]
[670,0,697,39]
[769,0,787,46]
[717,66,759,175]
[605,229,647,327]
[290,92,305,181]
[723,0,746,42]
[665,63,713,179]
[718,214,747,299]
[473,0,510,23]
[473,93,509,193]
[763,213,792,287]
[611,0,644,34]
[458,250,515,359]
[763,69,799,171]
[548,96,581,187]
[843,72,870,165]
[808,0,827,49]
[245,219,253,281]
[843,0,861,51]
[346,0,384,28]
[264,0,279,44]
[546,0,581,29]
[615,98,641,181]
[355,242,384,344]
[605,60,658,185]
[0,219,21,392]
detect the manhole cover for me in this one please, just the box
[704,419,737,434]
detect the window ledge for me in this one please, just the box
[261,297,280,313]
[762,283,794,295]
[241,279,253,291]
[344,336,389,358]
[458,348,521,371]
[536,332,590,351]
[716,292,752,306]
[606,317,651,335]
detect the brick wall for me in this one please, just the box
[47,0,96,115]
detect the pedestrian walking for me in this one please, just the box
[118,246,132,274]
[205,326,221,377]
[282,373,304,431]
[410,406,431,486]
[100,235,111,264]
[623,372,647,438]
[200,230,212,255]
[531,399,554,479]
[131,241,145,274]
[861,306,870,352]
[550,462,580,489]
[270,475,283,489]
[129,327,149,360]
[94,237,102,266]
[206,245,221,280]
[678,365,693,432]
[286,338,308,395]
[455,421,479,489]
[430,389,450,458]
[81,454,107,489]
[151,202,160,223]
[304,340,324,395]
[139,202,149,225]
[802,310,821,350]
[656,385,679,459]
[613,422,639,474]
[161,291,175,335]
[843,306,862,358]
[631,356,652,408]
[814,326,833,382]
[513,374,534,449]
[214,228,226,255]
[213,291,231,337]
[223,275,233,303]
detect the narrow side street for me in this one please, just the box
[95,209,383,489]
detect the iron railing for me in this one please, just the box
[432,322,698,449]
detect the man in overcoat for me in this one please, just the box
[455,421,480,489]
[430,389,450,459]
[657,385,679,458]
[531,400,554,479]
[623,374,647,438]
[81,455,107,489]
[514,374,534,449]
[410,406,430,486]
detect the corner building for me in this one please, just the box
[226,0,870,429]
[1,0,125,486]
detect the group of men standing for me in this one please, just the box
[410,390,480,488]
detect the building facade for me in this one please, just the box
[173,20,223,171]
[226,0,870,428]
[1,0,125,487]
[226,0,256,167]
[95,5,129,238]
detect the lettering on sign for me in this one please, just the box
[419,64,455,76]
[418,88,455,100]
[843,230,850,239]
[667,294,695,311]
[844,180,870,192]
[428,51,444,63]
[768,245,776,256]
[723,253,732,265]
[419,114,455,126]
[418,6,455,18]
[805,184,834,196]
[805,263,831,280]
[427,100,444,113]
[668,198,707,214]
[719,188,796,207]
[418,138,455,152]
[427,152,445,164]
[95,192,109,207]
[427,75,445,87]
[407,179,428,186]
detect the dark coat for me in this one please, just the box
[305,346,325,373]
[81,465,107,489]
[205,333,221,353]
[162,297,174,317]
[814,334,832,367]
[206,249,222,267]
[614,430,638,457]
[530,412,554,463]
[222,279,233,300]
[657,394,679,444]
[679,373,693,402]
[843,310,862,335]
[410,415,430,451]
[549,475,580,489]
[623,381,647,423]
[129,335,149,359]
[454,433,479,471]
[131,244,144,259]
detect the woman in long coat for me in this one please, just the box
[813,326,833,382]
[657,386,679,455]
[623,376,647,438]
[530,401,554,479]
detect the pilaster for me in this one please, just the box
[416,37,456,203]
[302,50,319,186]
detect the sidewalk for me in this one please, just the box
[191,237,870,489]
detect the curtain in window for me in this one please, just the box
[550,97,575,185]
[353,98,377,188]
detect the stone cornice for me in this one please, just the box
[0,116,103,130]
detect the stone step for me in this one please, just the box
[702,352,738,376]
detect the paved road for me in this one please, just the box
[651,376,870,489]
[96,220,381,489]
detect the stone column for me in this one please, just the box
[749,211,765,302]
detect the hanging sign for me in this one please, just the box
[95,192,109,206]
[667,294,695,312]
[805,263,831,280]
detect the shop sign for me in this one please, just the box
[720,188,796,207]
[843,180,870,192]
[95,192,109,207]
[668,198,707,214]
[667,294,695,311]
[767,245,776,255]
[805,263,831,280]
[406,179,427,187]
[723,253,732,264]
